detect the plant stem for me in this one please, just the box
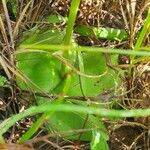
[17,44,150,56]
[134,8,150,50]
[0,104,150,138]
[63,0,81,45]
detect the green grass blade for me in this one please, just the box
[140,46,150,51]
[18,112,48,143]
[17,44,150,56]
[1,104,150,138]
[63,0,81,45]
[134,8,150,50]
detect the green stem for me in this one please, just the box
[134,8,150,50]
[1,104,150,137]
[17,44,150,56]
[62,0,81,74]
[63,0,81,45]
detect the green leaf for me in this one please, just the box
[45,52,118,142]
[75,25,128,41]
[68,52,119,96]
[0,76,7,86]
[17,53,61,92]
[48,15,65,24]
[47,107,108,141]
[17,25,118,144]
[20,27,65,46]
[91,130,109,150]
[17,29,65,92]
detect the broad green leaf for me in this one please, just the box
[17,29,65,92]
[75,25,128,41]
[91,130,109,150]
[46,52,117,142]
[17,27,118,143]
[20,27,65,46]
[47,107,108,141]
[17,53,61,92]
[68,52,119,97]
[48,15,66,24]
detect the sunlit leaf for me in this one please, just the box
[47,108,108,141]
[48,14,66,24]
[75,25,128,41]
[91,130,109,150]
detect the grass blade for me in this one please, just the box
[0,103,150,139]
[134,8,150,50]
